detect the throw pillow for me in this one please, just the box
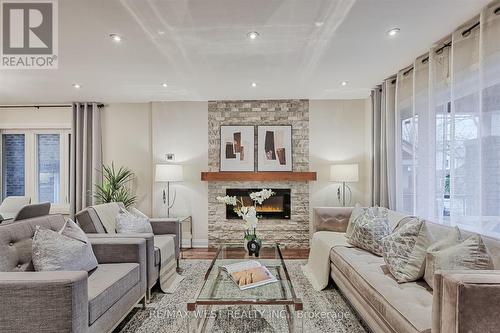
[346,203,366,238]
[424,226,461,288]
[347,207,391,256]
[425,233,493,289]
[32,219,98,272]
[116,208,153,233]
[382,218,433,283]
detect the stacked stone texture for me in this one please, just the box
[208,100,309,248]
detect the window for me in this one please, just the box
[0,129,70,212]
[37,134,61,203]
[1,134,25,198]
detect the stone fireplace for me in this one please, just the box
[208,100,309,248]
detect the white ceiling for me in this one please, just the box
[0,0,491,104]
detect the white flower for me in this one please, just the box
[249,189,275,204]
[216,195,237,206]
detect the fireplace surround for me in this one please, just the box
[208,100,309,248]
[225,188,291,220]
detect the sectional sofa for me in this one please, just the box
[312,207,500,333]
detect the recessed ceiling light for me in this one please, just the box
[247,31,259,40]
[340,81,348,86]
[72,83,81,89]
[109,33,122,42]
[161,83,168,88]
[252,82,257,87]
[387,28,400,37]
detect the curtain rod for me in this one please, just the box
[401,7,500,78]
[0,103,105,109]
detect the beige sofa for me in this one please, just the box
[313,207,500,333]
[0,214,147,333]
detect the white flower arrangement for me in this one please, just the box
[216,189,275,231]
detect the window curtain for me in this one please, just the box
[70,102,103,217]
[371,79,397,209]
[388,0,500,237]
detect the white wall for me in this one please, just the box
[151,102,209,247]
[0,107,72,128]
[309,99,372,214]
[101,103,152,215]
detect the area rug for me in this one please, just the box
[115,260,369,333]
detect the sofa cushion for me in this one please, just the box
[32,219,98,272]
[382,218,433,282]
[347,207,391,256]
[87,263,140,325]
[426,234,493,291]
[424,227,461,288]
[330,246,433,333]
[116,208,153,234]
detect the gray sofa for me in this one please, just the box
[0,214,147,333]
[313,207,500,333]
[75,202,181,299]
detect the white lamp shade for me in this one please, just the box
[330,164,359,182]
[155,164,183,182]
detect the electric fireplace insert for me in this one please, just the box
[225,188,291,220]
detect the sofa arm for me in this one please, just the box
[150,219,181,259]
[432,270,500,333]
[90,237,147,295]
[313,207,353,234]
[0,271,88,333]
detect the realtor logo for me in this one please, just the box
[1,0,58,68]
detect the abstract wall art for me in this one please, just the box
[257,125,292,171]
[220,125,255,171]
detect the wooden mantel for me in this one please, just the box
[200,171,317,182]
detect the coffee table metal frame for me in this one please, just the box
[187,243,303,333]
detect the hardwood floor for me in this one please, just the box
[181,247,309,260]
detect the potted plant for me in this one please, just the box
[217,189,274,256]
[94,162,137,208]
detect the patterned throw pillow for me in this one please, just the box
[425,233,493,289]
[347,207,391,256]
[424,226,461,288]
[116,208,153,233]
[32,219,98,272]
[345,203,366,239]
[382,218,433,283]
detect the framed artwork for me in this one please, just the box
[220,125,255,171]
[257,125,292,171]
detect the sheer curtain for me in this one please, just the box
[390,0,500,237]
[395,66,415,214]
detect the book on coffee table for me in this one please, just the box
[221,260,278,290]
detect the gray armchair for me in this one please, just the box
[0,214,147,333]
[12,202,51,221]
[75,202,181,300]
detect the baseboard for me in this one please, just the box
[192,239,209,248]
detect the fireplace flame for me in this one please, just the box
[256,205,283,213]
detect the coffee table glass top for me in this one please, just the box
[195,243,300,305]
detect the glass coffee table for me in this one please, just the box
[187,243,303,333]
